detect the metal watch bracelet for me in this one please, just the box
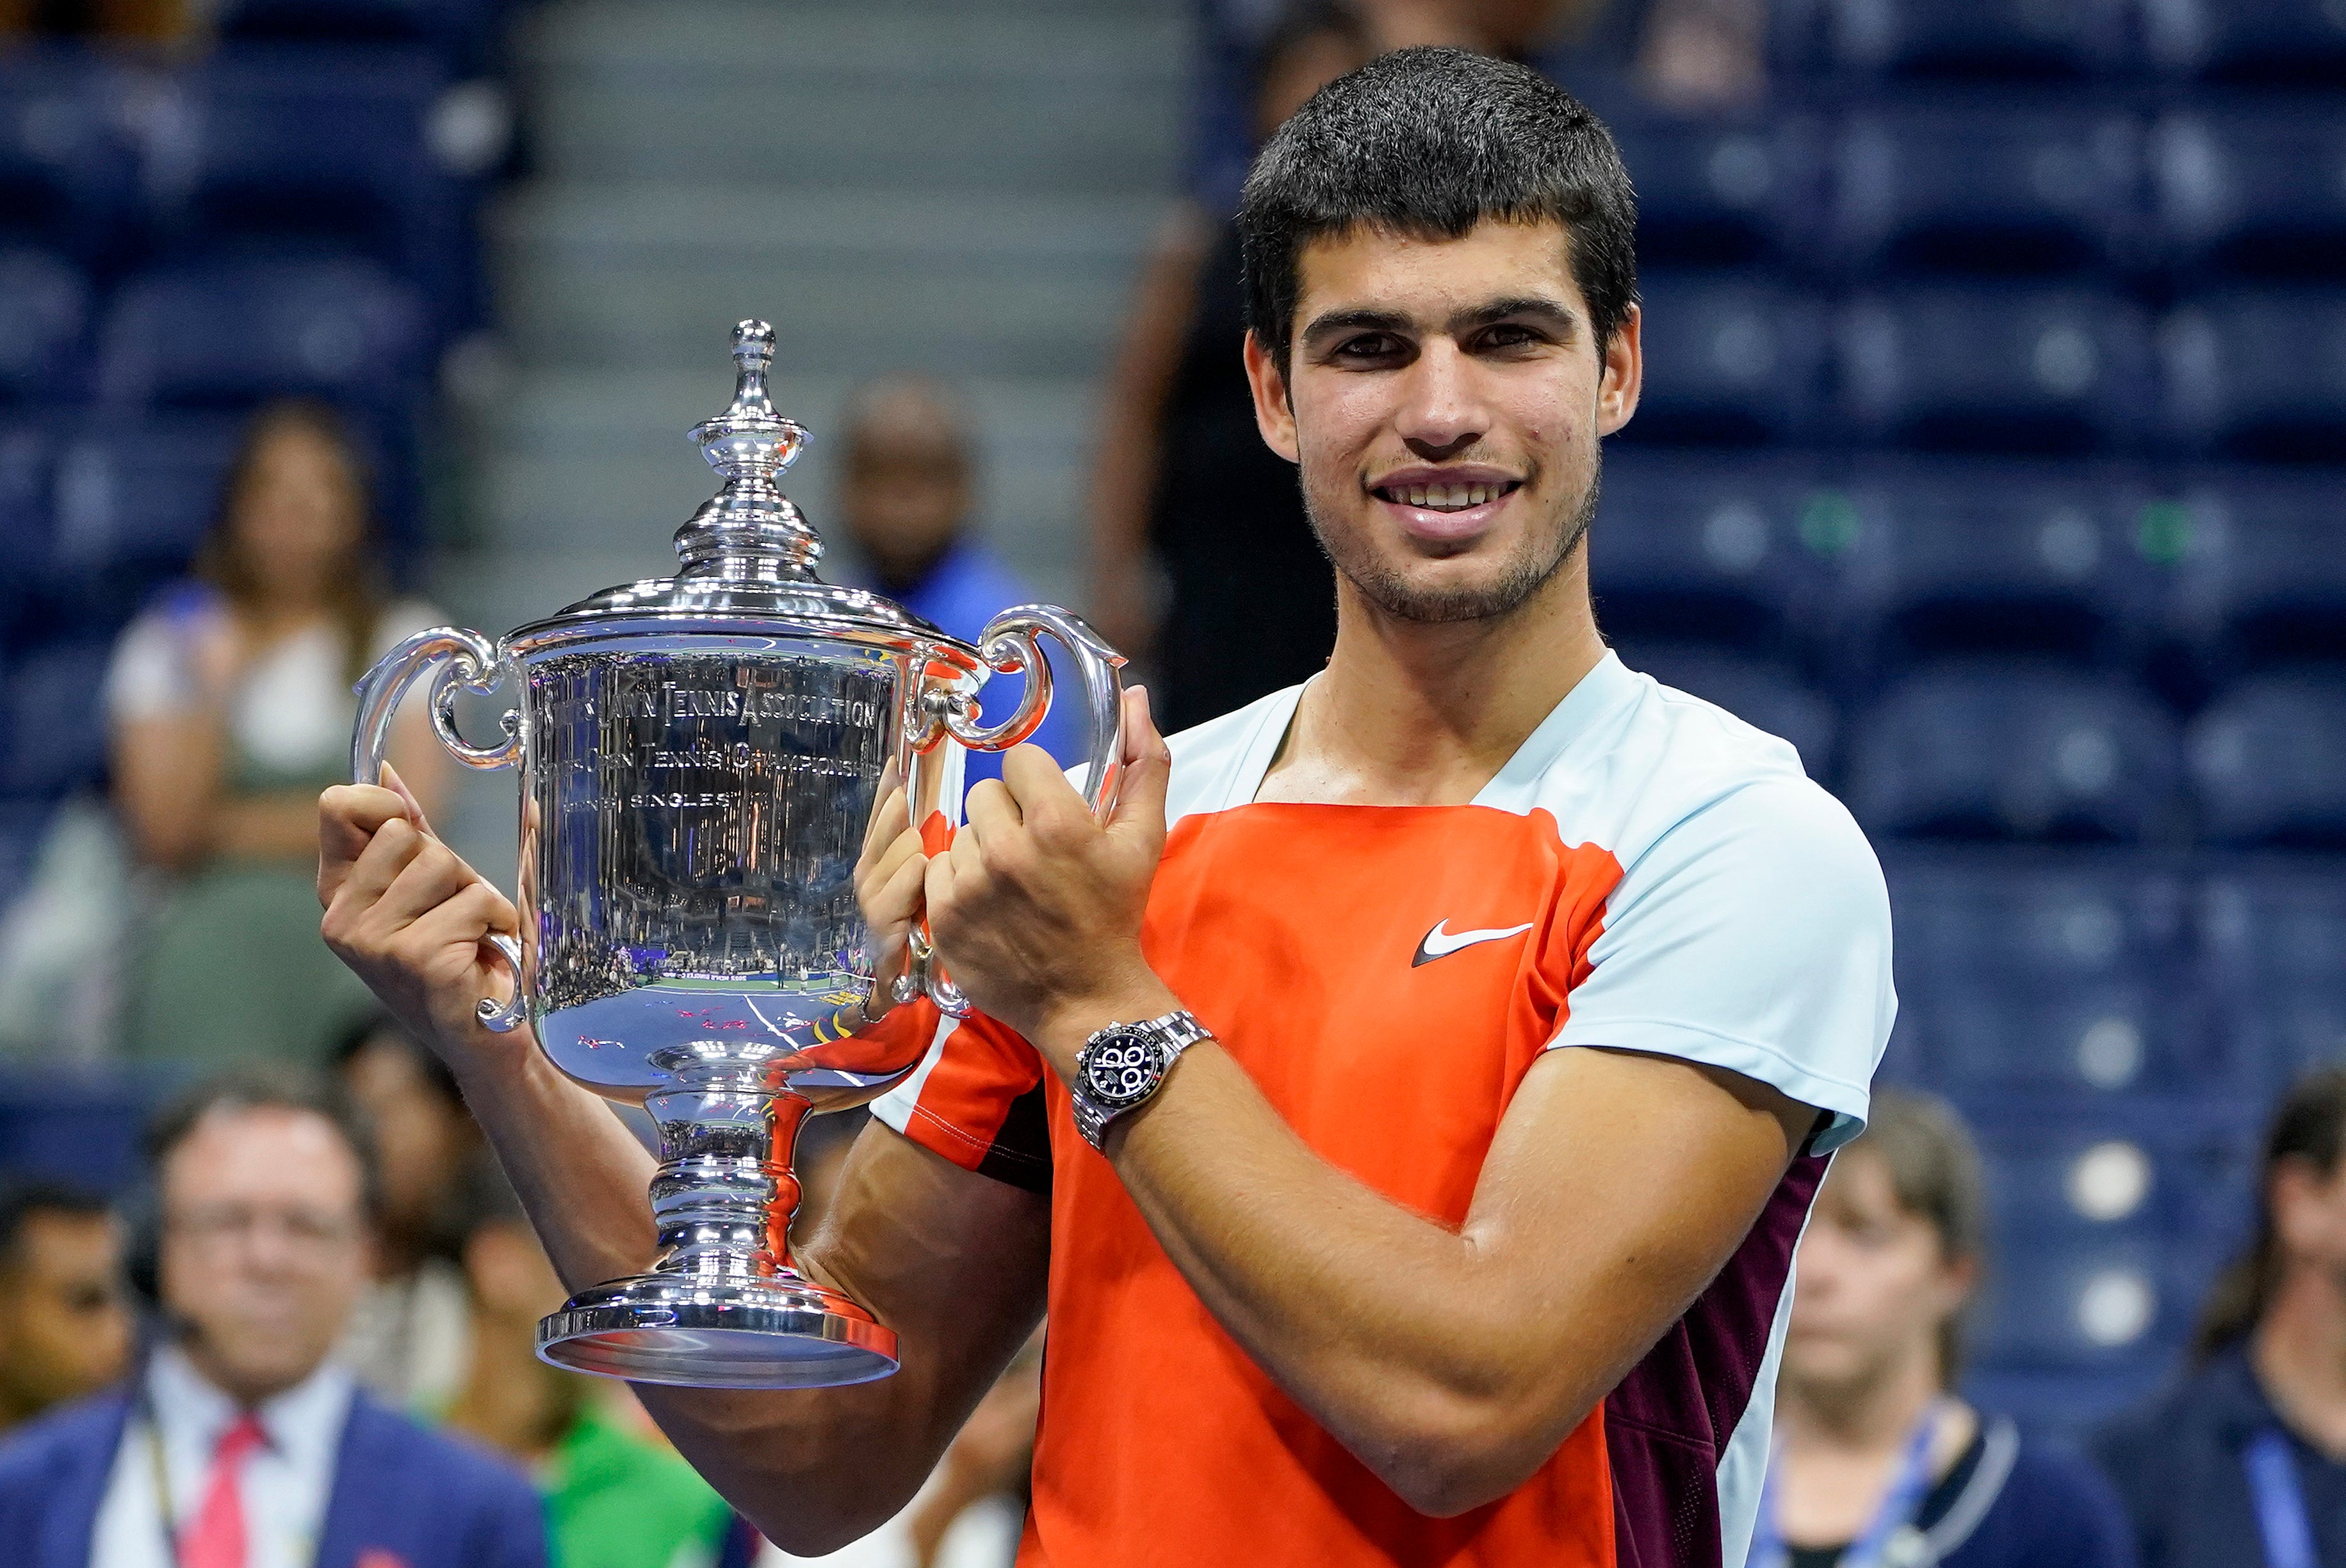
[1071,1009,1209,1151]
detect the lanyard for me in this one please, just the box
[2246,1429,2320,1568]
[1750,1399,1949,1568]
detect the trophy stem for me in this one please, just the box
[645,1068,811,1285]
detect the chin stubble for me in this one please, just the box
[1305,458,1602,626]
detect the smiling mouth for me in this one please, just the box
[1373,480,1524,512]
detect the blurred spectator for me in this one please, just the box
[835,376,1077,781]
[442,1157,735,1568]
[106,400,448,1068]
[1089,3,1373,731]
[335,1015,480,1413]
[0,1180,132,1435]
[2096,1069,2346,1568]
[0,1066,546,1567]
[1765,1090,2136,1568]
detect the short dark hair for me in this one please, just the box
[1237,45,1640,372]
[1841,1088,1988,1381]
[146,1065,382,1222]
[0,1179,111,1270]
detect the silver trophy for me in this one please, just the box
[350,320,1123,1388]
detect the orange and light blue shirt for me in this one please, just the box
[872,651,1897,1567]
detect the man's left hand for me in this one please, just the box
[926,685,1176,1058]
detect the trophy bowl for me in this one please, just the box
[348,320,1123,1388]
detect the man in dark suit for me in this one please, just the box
[0,1067,546,1568]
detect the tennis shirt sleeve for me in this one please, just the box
[1546,774,1895,1152]
[867,1000,1055,1192]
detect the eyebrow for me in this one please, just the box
[1299,295,1581,348]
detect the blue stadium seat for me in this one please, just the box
[2142,0,2346,86]
[0,641,112,799]
[1833,457,2162,674]
[1830,100,2142,275]
[1613,645,1838,776]
[2188,674,2346,849]
[0,423,54,641]
[2199,865,2346,1095]
[1970,1234,2182,1374]
[0,249,88,406]
[0,52,141,263]
[2158,470,2346,674]
[1622,272,1827,445]
[2151,104,2346,280]
[2160,290,2346,462]
[1838,284,2154,454]
[1846,660,2183,843]
[97,256,432,412]
[0,1069,153,1196]
[1773,0,2134,80]
[1606,108,1818,268]
[145,49,478,325]
[1590,450,1836,656]
[46,416,245,605]
[215,0,509,73]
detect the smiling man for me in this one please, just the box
[315,45,1894,1568]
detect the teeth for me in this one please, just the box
[1387,480,1509,510]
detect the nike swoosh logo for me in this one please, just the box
[1412,919,1536,967]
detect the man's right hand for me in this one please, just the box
[318,767,528,1076]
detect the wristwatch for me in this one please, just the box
[1070,1009,1209,1151]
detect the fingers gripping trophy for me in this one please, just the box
[349,321,1126,1388]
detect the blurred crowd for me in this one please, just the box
[2,0,2344,1565]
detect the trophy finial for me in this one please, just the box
[676,318,820,576]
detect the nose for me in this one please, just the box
[1394,338,1488,462]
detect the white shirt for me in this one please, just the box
[90,1346,356,1568]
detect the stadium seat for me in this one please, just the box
[2199,866,2346,1095]
[0,423,54,641]
[2151,104,2346,280]
[0,248,89,406]
[1621,272,1828,445]
[45,416,246,612]
[1834,457,2161,675]
[0,641,112,799]
[143,49,480,325]
[2160,290,2346,462]
[2157,470,2346,674]
[1613,645,1839,776]
[1829,100,2142,275]
[0,1070,152,1196]
[97,256,433,412]
[1590,450,1837,657]
[1606,108,1818,268]
[2188,674,2346,849]
[1837,284,2154,454]
[0,52,141,263]
[215,0,510,74]
[1774,0,2134,80]
[1969,1234,2181,1373]
[2142,0,2346,86]
[1846,660,2183,843]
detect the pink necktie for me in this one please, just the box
[179,1412,268,1568]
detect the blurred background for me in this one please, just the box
[0,0,2340,1561]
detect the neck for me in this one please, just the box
[174,1337,308,1410]
[446,1311,577,1460]
[2254,1263,2346,1458]
[1778,1344,1943,1456]
[1264,548,1605,806]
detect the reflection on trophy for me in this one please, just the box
[348,320,1125,1389]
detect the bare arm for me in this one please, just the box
[919,697,1820,1516]
[316,780,1048,1552]
[1086,202,1209,660]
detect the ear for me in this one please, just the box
[1595,302,1643,439]
[2272,1157,2327,1253]
[1243,330,1302,465]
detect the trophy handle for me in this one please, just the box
[350,626,528,1033]
[896,606,1128,1018]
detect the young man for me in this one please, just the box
[0,1182,132,1434]
[1766,1090,2133,1567]
[316,47,1893,1567]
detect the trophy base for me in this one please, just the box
[536,1272,900,1389]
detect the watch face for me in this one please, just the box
[1083,1029,1164,1110]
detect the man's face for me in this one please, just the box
[1244,216,1641,626]
[0,1210,131,1422]
[1784,1150,1972,1394]
[158,1107,371,1403]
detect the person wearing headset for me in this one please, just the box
[0,1067,547,1568]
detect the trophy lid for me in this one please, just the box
[506,320,961,658]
